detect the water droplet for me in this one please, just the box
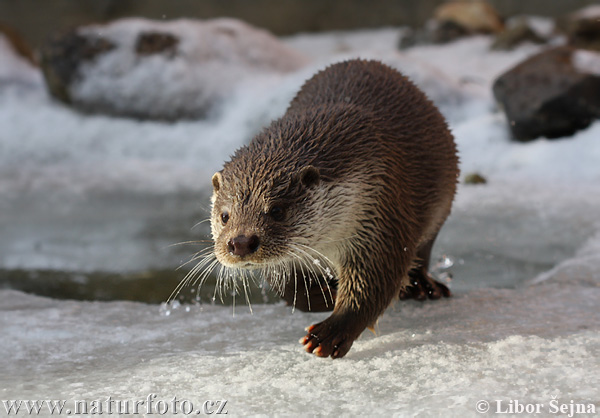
[158,303,168,315]
[437,255,455,269]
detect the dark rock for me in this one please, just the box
[491,17,546,51]
[493,46,600,141]
[135,31,179,57]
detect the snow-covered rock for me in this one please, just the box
[40,18,309,120]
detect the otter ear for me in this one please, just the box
[212,172,222,192]
[298,165,320,189]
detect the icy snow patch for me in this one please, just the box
[0,285,598,414]
[530,230,600,287]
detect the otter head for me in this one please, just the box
[210,163,321,270]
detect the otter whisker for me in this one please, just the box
[192,258,220,302]
[289,250,312,311]
[192,257,220,293]
[232,272,236,318]
[191,218,212,231]
[290,245,335,307]
[242,269,253,314]
[214,264,226,304]
[185,253,217,289]
[167,250,218,303]
[293,244,337,293]
[176,246,215,271]
[280,260,291,295]
[290,255,299,313]
[168,258,205,302]
[294,243,337,273]
[166,240,214,249]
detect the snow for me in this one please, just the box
[1,24,600,416]
[573,5,600,20]
[524,16,557,39]
[573,49,600,76]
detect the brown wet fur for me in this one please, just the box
[210,59,459,359]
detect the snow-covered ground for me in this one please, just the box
[1,23,599,416]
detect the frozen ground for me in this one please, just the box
[1,24,599,415]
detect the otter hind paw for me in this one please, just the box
[399,270,451,301]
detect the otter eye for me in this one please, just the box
[269,206,285,221]
[221,212,229,225]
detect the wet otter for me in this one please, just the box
[210,59,459,358]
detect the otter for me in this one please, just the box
[209,59,459,358]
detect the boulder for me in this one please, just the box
[433,0,504,35]
[400,0,504,48]
[493,46,600,141]
[564,5,600,51]
[40,18,308,120]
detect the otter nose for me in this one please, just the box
[227,235,260,257]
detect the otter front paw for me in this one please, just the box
[300,315,364,359]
